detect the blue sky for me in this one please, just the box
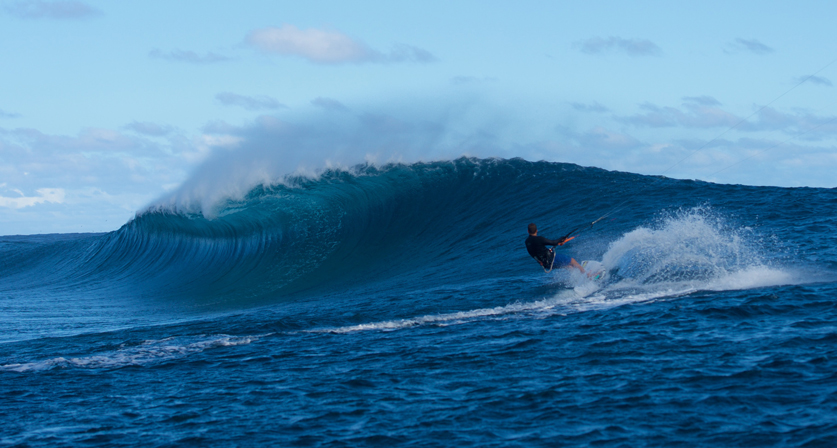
[1,0,836,234]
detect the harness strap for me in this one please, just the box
[541,249,556,273]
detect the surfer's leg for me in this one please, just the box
[569,258,586,274]
[553,253,585,274]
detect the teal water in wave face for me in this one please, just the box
[2,158,837,446]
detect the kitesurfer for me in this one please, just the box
[525,223,586,274]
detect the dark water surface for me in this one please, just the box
[2,158,837,446]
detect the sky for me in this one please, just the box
[1,0,836,235]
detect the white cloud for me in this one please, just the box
[0,187,65,208]
[3,0,99,19]
[0,125,196,232]
[246,25,372,63]
[574,36,661,57]
[245,25,436,64]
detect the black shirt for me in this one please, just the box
[525,234,563,267]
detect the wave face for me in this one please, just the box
[2,158,833,326]
[0,159,625,304]
[3,157,836,331]
[3,157,837,446]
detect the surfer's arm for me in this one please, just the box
[543,237,566,247]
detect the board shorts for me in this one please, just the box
[550,252,573,268]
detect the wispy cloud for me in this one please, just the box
[574,36,661,57]
[311,97,349,112]
[450,76,498,85]
[616,97,837,138]
[752,107,837,137]
[681,96,721,107]
[617,97,738,129]
[0,109,21,119]
[125,121,173,137]
[148,49,233,64]
[795,75,832,87]
[545,122,837,187]
[6,127,167,154]
[571,101,609,113]
[215,92,286,111]
[3,0,100,19]
[245,25,436,64]
[574,126,641,150]
[725,38,775,55]
[387,44,436,63]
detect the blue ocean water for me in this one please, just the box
[2,157,837,446]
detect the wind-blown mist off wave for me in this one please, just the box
[150,109,505,217]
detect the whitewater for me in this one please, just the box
[2,157,837,446]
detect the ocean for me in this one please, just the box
[2,157,837,446]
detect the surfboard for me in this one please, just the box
[581,260,606,281]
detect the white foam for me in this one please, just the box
[301,266,804,336]
[1,334,258,373]
[313,281,676,336]
[704,265,795,290]
[312,295,573,334]
[310,265,803,337]
[553,210,808,312]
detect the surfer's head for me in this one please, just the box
[528,223,537,235]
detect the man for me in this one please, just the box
[525,223,586,273]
